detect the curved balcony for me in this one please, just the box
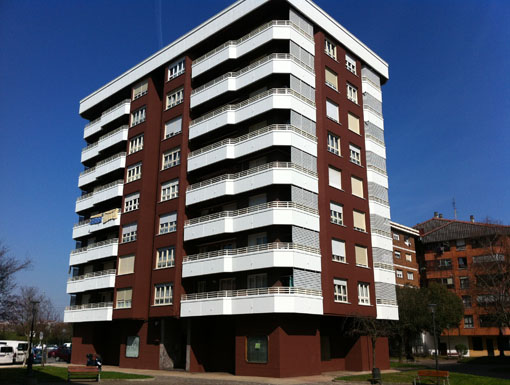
[182,242,321,277]
[191,54,314,108]
[192,20,314,78]
[84,99,130,139]
[186,162,317,206]
[81,125,129,163]
[180,287,323,317]
[64,302,113,323]
[184,201,319,241]
[69,239,119,266]
[72,210,121,239]
[189,88,316,140]
[78,152,126,188]
[75,180,124,213]
[66,269,116,294]
[188,124,316,172]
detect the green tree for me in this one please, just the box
[426,283,464,333]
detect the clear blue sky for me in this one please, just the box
[1,0,509,314]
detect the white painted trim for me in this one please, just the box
[390,221,420,236]
[393,263,418,272]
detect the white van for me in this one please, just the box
[0,345,14,364]
[0,341,28,363]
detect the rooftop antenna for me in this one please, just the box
[452,198,457,220]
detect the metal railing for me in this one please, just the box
[188,124,316,158]
[84,99,130,128]
[371,228,392,238]
[82,125,129,154]
[193,20,313,66]
[373,262,394,271]
[364,104,384,119]
[68,269,116,282]
[185,201,318,226]
[192,54,314,95]
[187,162,317,191]
[182,286,322,301]
[368,195,390,207]
[367,164,388,176]
[362,76,381,90]
[365,133,385,147]
[79,152,126,177]
[73,209,121,227]
[189,88,315,127]
[65,302,113,311]
[376,298,398,306]
[183,242,320,262]
[70,238,119,255]
[76,180,124,202]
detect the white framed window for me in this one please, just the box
[126,162,142,182]
[334,279,348,303]
[124,192,140,212]
[156,247,175,269]
[351,176,364,198]
[116,288,132,309]
[326,99,339,122]
[404,236,412,247]
[162,147,181,170]
[247,273,267,289]
[330,202,343,225]
[164,116,182,139]
[332,239,346,263]
[346,83,358,104]
[161,179,179,201]
[154,283,173,305]
[129,134,144,154]
[159,212,177,234]
[353,210,366,232]
[122,223,137,243]
[358,283,370,305]
[349,144,361,165]
[406,253,413,262]
[407,272,414,280]
[395,251,401,259]
[327,132,340,155]
[325,38,336,59]
[131,107,146,127]
[168,58,185,80]
[345,53,356,74]
[396,270,403,279]
[132,80,148,100]
[325,67,338,90]
[328,166,342,189]
[166,87,184,109]
[393,233,400,241]
[355,245,368,267]
[348,113,360,135]
[118,255,135,275]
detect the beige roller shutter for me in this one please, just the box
[353,211,366,232]
[355,245,368,266]
[348,113,360,135]
[351,176,364,198]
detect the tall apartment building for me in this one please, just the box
[390,221,419,288]
[415,214,510,357]
[64,0,397,376]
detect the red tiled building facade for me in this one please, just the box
[390,221,420,288]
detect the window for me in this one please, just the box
[459,276,470,289]
[159,212,177,234]
[325,67,338,90]
[393,233,400,241]
[326,99,339,122]
[396,270,403,278]
[219,278,236,290]
[124,192,140,212]
[353,210,366,232]
[406,253,412,262]
[351,176,364,198]
[456,239,466,250]
[126,163,142,182]
[168,58,185,80]
[346,83,358,103]
[118,255,135,275]
[327,132,340,155]
[328,166,342,189]
[404,236,412,247]
[197,281,206,293]
[355,245,368,267]
[126,336,139,358]
[348,113,360,135]
[166,87,184,109]
[345,53,356,74]
[358,283,370,305]
[246,336,268,363]
[458,257,467,269]
[332,239,346,263]
[349,144,361,165]
[248,232,267,246]
[164,116,182,139]
[330,202,343,225]
[395,251,401,259]
[131,107,146,127]
[132,80,148,100]
[464,315,474,329]
[324,39,336,59]
[122,223,137,243]
[156,247,175,269]
[129,134,144,154]
[162,147,181,169]
[247,273,267,289]
[407,271,414,280]
[161,179,179,201]
[116,288,132,309]
[462,296,472,308]
[334,279,348,303]
[154,283,173,305]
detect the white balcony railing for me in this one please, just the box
[69,239,119,266]
[66,270,116,294]
[78,152,126,187]
[63,302,113,323]
[72,210,121,239]
[182,287,321,301]
[75,180,124,213]
[84,99,130,139]
[81,125,129,163]
[68,269,116,282]
[65,301,113,311]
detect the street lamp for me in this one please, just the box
[27,301,39,378]
[428,303,439,371]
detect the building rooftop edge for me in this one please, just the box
[390,221,420,236]
[79,0,389,115]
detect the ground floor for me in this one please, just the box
[419,332,510,357]
[71,314,390,377]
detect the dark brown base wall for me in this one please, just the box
[71,322,120,365]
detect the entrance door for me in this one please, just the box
[487,338,494,356]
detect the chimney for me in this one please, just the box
[470,215,475,223]
[434,212,439,218]
[439,213,443,218]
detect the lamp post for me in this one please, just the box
[428,303,439,371]
[27,301,39,377]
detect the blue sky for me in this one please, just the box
[1,0,509,313]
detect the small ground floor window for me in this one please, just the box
[246,336,268,363]
[126,335,140,358]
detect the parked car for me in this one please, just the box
[52,346,71,363]
[0,346,15,364]
[31,348,42,364]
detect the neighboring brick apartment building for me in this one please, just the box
[390,221,419,288]
[415,214,510,357]
[64,0,398,376]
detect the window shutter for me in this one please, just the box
[348,113,360,134]
[351,176,364,198]
[325,68,338,89]
[118,255,135,275]
[328,167,341,189]
[353,211,366,231]
[332,239,346,257]
[355,245,368,266]
[326,99,339,121]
